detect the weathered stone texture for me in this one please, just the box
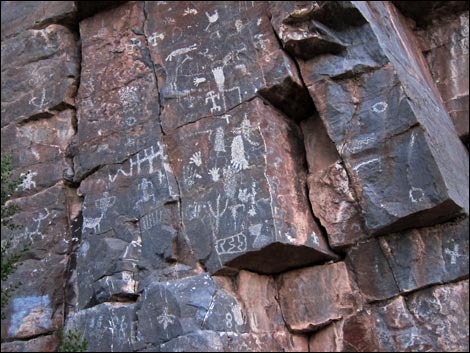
[309,280,469,352]
[0,1,77,40]
[167,98,337,274]
[145,1,313,131]
[0,335,59,352]
[417,12,469,143]
[0,184,72,341]
[1,24,79,127]
[65,303,136,352]
[283,1,469,236]
[73,1,166,181]
[347,217,469,301]
[278,262,362,332]
[2,1,469,352]
[302,116,365,248]
[1,110,75,197]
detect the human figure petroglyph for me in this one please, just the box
[149,32,165,46]
[205,91,222,113]
[108,144,166,182]
[16,171,38,191]
[445,244,466,265]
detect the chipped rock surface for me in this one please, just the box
[309,280,469,352]
[278,262,362,332]
[1,1,469,352]
[347,216,469,301]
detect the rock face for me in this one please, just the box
[167,98,336,274]
[310,280,469,352]
[1,1,469,352]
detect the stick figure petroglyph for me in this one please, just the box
[205,91,222,113]
[208,194,229,235]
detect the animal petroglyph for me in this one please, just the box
[165,44,198,62]
[83,192,116,234]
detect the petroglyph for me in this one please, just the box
[205,10,219,31]
[231,135,249,171]
[29,88,51,110]
[126,38,141,54]
[16,171,38,191]
[215,232,247,255]
[165,44,198,62]
[108,144,166,182]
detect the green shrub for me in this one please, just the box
[59,329,88,352]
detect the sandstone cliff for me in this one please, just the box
[1,1,469,352]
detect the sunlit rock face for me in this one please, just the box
[1,1,468,352]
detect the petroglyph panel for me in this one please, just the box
[167,98,337,274]
[145,1,312,132]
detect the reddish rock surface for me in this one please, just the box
[0,1,77,40]
[167,98,337,274]
[417,12,469,143]
[309,280,469,352]
[292,1,469,235]
[347,217,469,301]
[278,262,362,332]
[302,116,365,248]
[1,1,469,352]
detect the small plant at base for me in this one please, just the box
[59,328,88,352]
[1,155,26,324]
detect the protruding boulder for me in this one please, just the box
[167,98,337,274]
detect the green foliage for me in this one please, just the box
[1,155,24,321]
[1,155,20,230]
[59,329,88,352]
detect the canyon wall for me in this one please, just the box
[1,1,469,352]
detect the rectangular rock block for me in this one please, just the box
[166,98,337,274]
[145,1,314,131]
[1,110,75,197]
[65,303,136,352]
[297,1,469,235]
[310,280,469,352]
[1,1,77,40]
[74,1,165,180]
[347,217,469,301]
[1,24,79,128]
[277,262,361,332]
[1,184,71,340]
[417,12,469,143]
